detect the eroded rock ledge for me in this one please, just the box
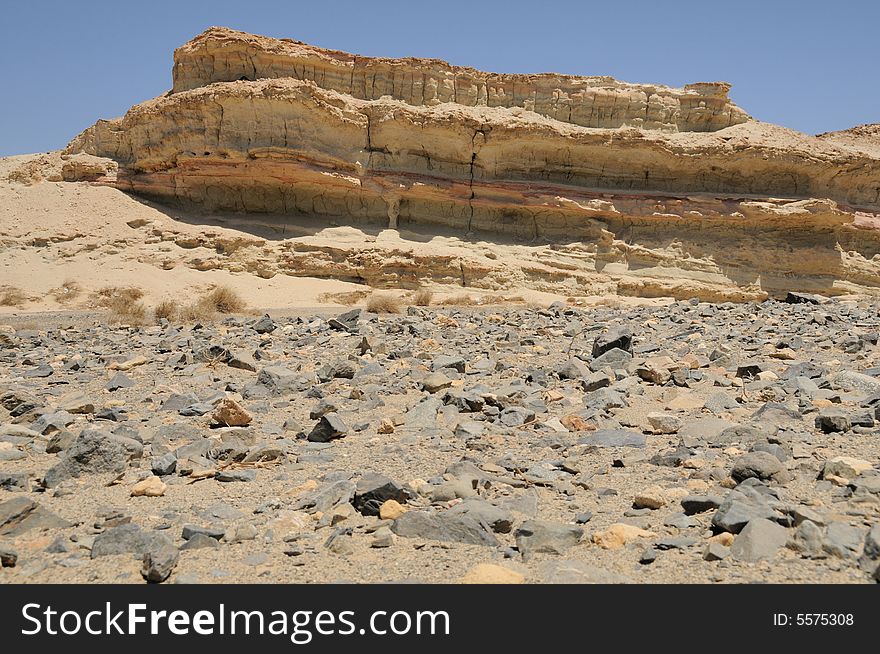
[65,27,880,300]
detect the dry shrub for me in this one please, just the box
[365,293,402,314]
[318,290,371,306]
[440,293,477,306]
[177,301,218,323]
[439,293,524,307]
[203,285,246,314]
[0,286,28,307]
[92,286,147,324]
[49,279,82,304]
[153,300,179,322]
[411,288,433,306]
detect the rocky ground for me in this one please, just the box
[1,294,879,584]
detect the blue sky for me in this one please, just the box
[1,0,877,156]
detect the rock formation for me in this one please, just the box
[63,27,880,301]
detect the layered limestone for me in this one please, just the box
[63,27,880,300]
[171,27,748,133]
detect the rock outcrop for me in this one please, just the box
[63,27,880,301]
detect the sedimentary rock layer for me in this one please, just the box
[64,27,880,300]
[171,27,748,133]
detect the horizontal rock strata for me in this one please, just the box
[65,27,880,300]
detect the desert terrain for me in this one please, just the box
[1,28,879,584]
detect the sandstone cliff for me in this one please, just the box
[61,27,880,301]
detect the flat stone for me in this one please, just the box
[515,519,583,558]
[579,429,646,448]
[391,510,498,546]
[730,518,789,562]
[0,497,71,536]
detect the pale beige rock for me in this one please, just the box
[378,499,407,520]
[633,486,667,510]
[592,523,656,549]
[459,563,525,584]
[377,419,395,434]
[709,532,735,546]
[107,355,147,371]
[211,398,253,427]
[131,476,167,497]
[823,456,873,480]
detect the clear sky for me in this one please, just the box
[1,0,877,156]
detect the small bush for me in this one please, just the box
[153,300,179,322]
[178,301,218,323]
[0,286,28,307]
[365,293,402,314]
[49,279,82,304]
[411,289,433,306]
[91,286,147,324]
[203,285,246,314]
[318,290,371,306]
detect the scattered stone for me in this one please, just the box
[515,520,583,558]
[307,413,349,442]
[379,499,407,520]
[353,473,408,516]
[0,497,71,536]
[141,542,179,583]
[211,398,253,427]
[131,476,167,497]
[647,412,681,434]
[592,523,656,549]
[730,518,789,562]
[391,510,498,546]
[43,429,133,487]
[822,456,873,480]
[815,408,850,433]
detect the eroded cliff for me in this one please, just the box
[63,27,880,301]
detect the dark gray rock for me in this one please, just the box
[43,429,132,487]
[446,499,514,533]
[730,518,788,562]
[141,542,179,583]
[0,496,70,536]
[180,533,220,550]
[579,429,646,448]
[307,413,349,442]
[731,451,788,484]
[681,495,723,515]
[252,314,277,334]
[592,327,633,358]
[151,452,177,476]
[557,359,590,380]
[815,409,850,433]
[391,510,498,546]
[181,525,225,541]
[0,472,29,492]
[292,480,356,514]
[106,372,135,391]
[712,487,779,534]
[498,406,535,427]
[514,519,583,558]
[703,542,730,561]
[353,473,408,516]
[822,522,863,559]
[91,524,173,559]
[588,348,633,372]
